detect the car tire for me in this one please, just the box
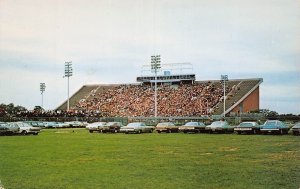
[114,129,118,133]
[21,130,27,135]
[89,130,93,133]
[279,129,283,135]
[157,130,161,133]
[33,133,38,135]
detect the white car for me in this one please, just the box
[44,122,69,128]
[16,122,41,135]
[86,122,107,133]
[0,122,19,135]
[6,122,21,135]
[56,122,70,128]
[120,122,154,134]
[65,121,88,128]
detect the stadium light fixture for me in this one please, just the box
[151,55,161,118]
[64,61,73,111]
[40,83,46,109]
[221,75,228,118]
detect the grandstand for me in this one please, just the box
[57,84,119,111]
[56,78,263,117]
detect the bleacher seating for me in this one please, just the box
[56,79,262,117]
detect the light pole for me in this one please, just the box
[64,61,73,111]
[40,83,46,109]
[221,75,228,118]
[151,55,161,118]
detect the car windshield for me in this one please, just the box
[184,122,198,126]
[107,122,119,126]
[21,123,31,127]
[91,122,106,126]
[7,123,17,127]
[239,122,254,127]
[127,122,145,127]
[157,122,174,126]
[264,121,277,126]
[211,121,225,126]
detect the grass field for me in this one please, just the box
[0,129,299,189]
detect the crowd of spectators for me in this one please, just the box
[73,82,229,117]
[0,82,233,118]
[1,108,106,118]
[14,110,102,118]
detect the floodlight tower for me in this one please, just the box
[221,75,228,118]
[151,55,161,118]
[40,83,46,109]
[64,61,73,111]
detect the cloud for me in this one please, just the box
[0,0,299,113]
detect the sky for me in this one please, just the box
[0,0,299,114]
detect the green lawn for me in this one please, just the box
[0,129,299,189]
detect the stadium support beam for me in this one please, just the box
[64,61,73,111]
[40,83,46,109]
[151,55,161,118]
[221,75,228,118]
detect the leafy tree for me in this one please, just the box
[34,106,44,113]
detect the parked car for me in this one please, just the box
[86,122,107,133]
[234,122,260,134]
[155,122,178,133]
[16,122,41,135]
[25,121,46,127]
[2,122,20,135]
[44,122,59,128]
[0,123,10,135]
[101,122,124,133]
[178,122,206,133]
[65,121,88,128]
[260,120,289,135]
[56,122,70,128]
[43,122,69,128]
[206,120,234,134]
[120,122,154,134]
[291,123,300,136]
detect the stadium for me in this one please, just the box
[56,62,263,120]
[0,57,299,189]
[0,1,299,189]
